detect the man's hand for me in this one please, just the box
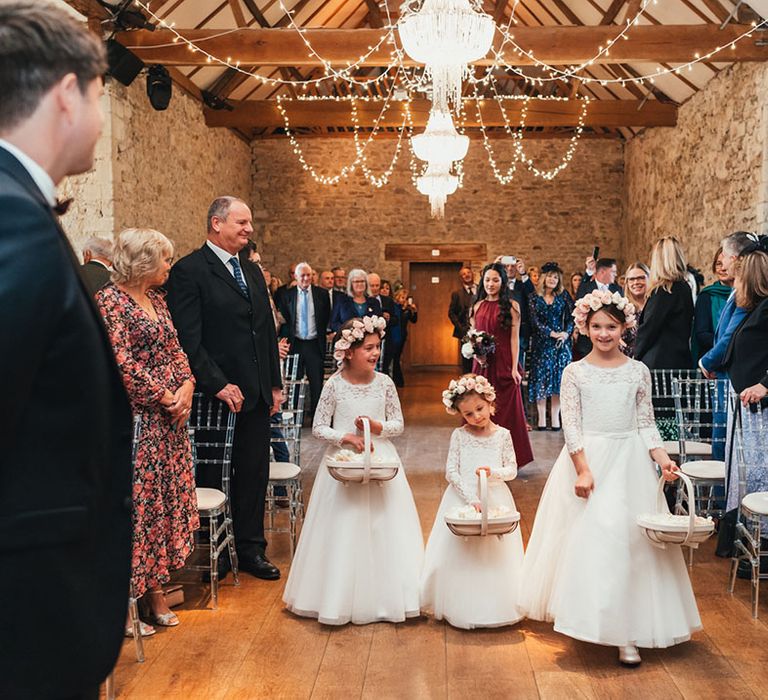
[216,383,244,413]
[741,383,768,406]
[271,387,284,416]
[585,256,596,277]
[277,337,290,361]
[515,259,526,277]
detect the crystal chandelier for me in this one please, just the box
[398,0,495,113]
[412,109,468,218]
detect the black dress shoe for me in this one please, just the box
[239,554,281,580]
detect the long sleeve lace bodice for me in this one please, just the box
[560,359,663,455]
[312,372,404,446]
[445,426,518,504]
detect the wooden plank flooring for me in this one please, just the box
[108,369,768,699]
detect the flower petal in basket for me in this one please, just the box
[444,470,520,537]
[326,418,399,484]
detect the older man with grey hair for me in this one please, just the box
[80,235,113,295]
[167,195,283,581]
[276,260,331,416]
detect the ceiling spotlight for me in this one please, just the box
[147,64,172,111]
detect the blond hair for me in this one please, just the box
[649,237,687,294]
[623,261,650,307]
[111,228,174,286]
[735,251,768,310]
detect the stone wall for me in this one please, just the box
[252,136,624,284]
[61,79,252,258]
[623,62,768,279]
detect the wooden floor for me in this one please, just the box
[109,369,768,699]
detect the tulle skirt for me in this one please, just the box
[420,482,524,629]
[283,447,424,625]
[518,431,702,648]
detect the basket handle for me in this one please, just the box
[478,469,489,536]
[656,470,697,546]
[361,416,371,484]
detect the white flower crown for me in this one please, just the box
[572,290,636,334]
[333,315,387,364]
[442,375,496,415]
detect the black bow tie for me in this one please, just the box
[52,197,73,216]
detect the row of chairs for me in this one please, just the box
[651,370,768,617]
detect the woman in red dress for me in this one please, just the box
[470,262,534,467]
[96,228,199,635]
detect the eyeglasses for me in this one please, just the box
[626,276,647,283]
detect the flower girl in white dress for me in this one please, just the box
[420,375,524,629]
[283,316,424,625]
[519,292,701,666]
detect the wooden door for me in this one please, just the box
[408,262,463,367]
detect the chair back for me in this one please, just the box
[733,397,768,503]
[282,353,302,382]
[672,377,729,461]
[272,380,308,465]
[188,393,237,499]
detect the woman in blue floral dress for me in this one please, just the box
[528,262,574,430]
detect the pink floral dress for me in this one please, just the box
[96,284,199,596]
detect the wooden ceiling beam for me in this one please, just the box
[204,97,677,128]
[118,24,768,66]
[600,0,626,24]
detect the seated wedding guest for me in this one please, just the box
[621,262,650,357]
[96,228,198,634]
[692,246,734,360]
[635,237,694,371]
[80,235,113,295]
[387,288,418,387]
[0,4,133,696]
[449,266,477,373]
[332,265,347,293]
[528,262,574,431]
[277,261,331,416]
[330,268,382,331]
[574,257,622,359]
[721,235,768,552]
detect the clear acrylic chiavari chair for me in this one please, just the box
[728,398,768,618]
[650,369,709,456]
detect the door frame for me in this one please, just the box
[385,243,488,369]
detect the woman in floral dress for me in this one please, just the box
[528,262,574,430]
[96,228,198,635]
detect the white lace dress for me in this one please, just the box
[519,359,702,648]
[420,426,524,629]
[282,371,424,625]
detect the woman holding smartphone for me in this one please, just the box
[386,289,418,387]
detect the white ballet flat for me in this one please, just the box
[618,645,641,666]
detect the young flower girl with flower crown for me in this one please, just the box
[420,374,523,629]
[283,316,424,625]
[518,291,701,666]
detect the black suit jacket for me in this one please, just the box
[574,280,624,356]
[634,281,694,370]
[724,297,768,393]
[0,147,133,698]
[80,259,111,296]
[167,245,282,411]
[449,286,476,339]
[277,284,331,349]
[510,278,535,342]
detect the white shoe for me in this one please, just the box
[618,645,641,666]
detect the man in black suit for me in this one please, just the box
[277,261,331,414]
[167,196,283,581]
[449,266,477,372]
[574,257,623,357]
[0,4,133,697]
[80,235,113,295]
[368,271,397,372]
[503,257,536,367]
[318,269,345,318]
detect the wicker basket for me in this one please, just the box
[326,417,399,484]
[637,472,715,549]
[445,470,520,537]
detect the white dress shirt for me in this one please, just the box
[0,139,57,207]
[206,240,248,289]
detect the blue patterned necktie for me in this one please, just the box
[229,257,248,295]
[299,288,309,338]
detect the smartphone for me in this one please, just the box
[592,246,600,261]
[500,255,517,266]
[407,296,414,305]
